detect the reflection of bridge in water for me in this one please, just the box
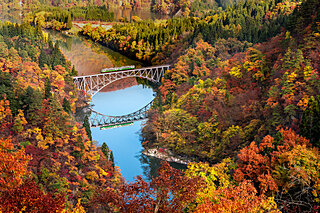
[90,100,153,128]
[73,65,170,128]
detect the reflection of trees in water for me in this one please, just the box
[86,39,142,67]
[48,30,74,51]
[0,10,23,23]
[47,30,144,76]
[138,153,161,181]
[136,78,158,89]
[46,30,142,70]
[138,153,188,182]
[108,7,169,21]
[58,36,73,51]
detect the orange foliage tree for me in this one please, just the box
[234,129,320,211]
[0,137,31,191]
[194,181,279,213]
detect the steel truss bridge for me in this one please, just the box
[73,65,170,128]
[73,65,170,97]
[90,101,153,128]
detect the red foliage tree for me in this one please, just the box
[90,161,204,212]
[0,179,65,213]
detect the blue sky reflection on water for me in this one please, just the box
[90,84,155,182]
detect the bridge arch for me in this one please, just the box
[73,65,170,97]
[91,75,158,96]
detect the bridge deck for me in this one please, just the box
[73,65,170,97]
[73,65,170,128]
[76,65,170,78]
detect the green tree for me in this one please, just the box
[48,38,54,50]
[39,48,47,68]
[21,86,34,116]
[300,96,320,147]
[62,97,71,114]
[0,73,19,115]
[44,77,52,100]
[101,142,109,159]
[51,41,65,68]
[66,14,72,29]
[21,87,42,121]
[71,65,78,76]
[109,150,114,168]
[83,115,92,141]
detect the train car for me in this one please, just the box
[101,65,135,73]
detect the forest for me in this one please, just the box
[80,0,301,65]
[151,0,241,16]
[143,0,320,211]
[23,6,114,31]
[0,21,118,211]
[0,0,320,212]
[1,0,153,11]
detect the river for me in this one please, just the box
[48,30,187,182]
[0,9,185,182]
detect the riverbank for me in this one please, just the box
[73,20,115,30]
[142,148,192,165]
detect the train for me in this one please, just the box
[101,65,135,73]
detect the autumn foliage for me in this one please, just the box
[139,0,320,211]
[0,21,117,211]
[0,179,65,213]
[1,0,320,212]
[234,129,320,210]
[193,181,279,213]
[91,161,204,212]
[0,137,31,191]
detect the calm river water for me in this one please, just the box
[48,30,186,182]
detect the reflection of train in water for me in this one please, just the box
[101,65,135,73]
[100,122,133,130]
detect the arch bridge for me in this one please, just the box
[73,65,170,97]
[73,65,170,128]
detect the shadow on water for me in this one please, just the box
[138,153,188,182]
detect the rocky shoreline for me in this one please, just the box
[142,148,191,165]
